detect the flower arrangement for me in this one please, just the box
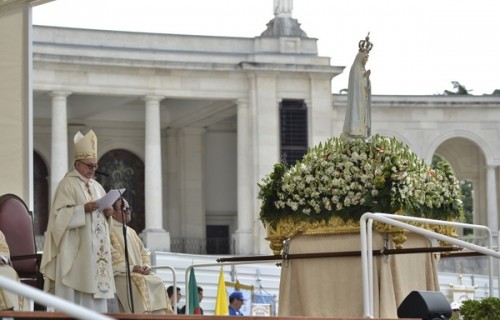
[258,134,464,228]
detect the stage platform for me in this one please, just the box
[0,311,407,320]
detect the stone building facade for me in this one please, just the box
[3,1,500,255]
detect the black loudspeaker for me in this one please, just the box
[397,291,452,320]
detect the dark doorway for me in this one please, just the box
[206,225,229,254]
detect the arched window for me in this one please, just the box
[97,149,145,234]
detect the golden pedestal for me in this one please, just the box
[265,215,457,254]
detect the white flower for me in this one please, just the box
[258,134,463,225]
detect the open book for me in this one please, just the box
[96,188,126,212]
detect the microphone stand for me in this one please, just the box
[118,187,135,313]
[96,170,134,313]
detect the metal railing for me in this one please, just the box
[150,264,177,313]
[183,260,279,314]
[0,276,115,320]
[0,264,177,317]
[360,212,500,318]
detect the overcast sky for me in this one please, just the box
[32,0,500,96]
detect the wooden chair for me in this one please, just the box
[0,193,44,309]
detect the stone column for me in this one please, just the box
[248,73,279,254]
[165,128,181,239]
[179,127,206,253]
[50,91,70,202]
[0,2,33,203]
[141,95,170,251]
[234,98,254,255]
[486,165,498,236]
[309,74,333,144]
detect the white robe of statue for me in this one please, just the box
[342,50,371,139]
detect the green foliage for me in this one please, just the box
[443,81,472,95]
[257,160,290,227]
[432,155,473,232]
[258,135,464,227]
[460,297,500,320]
[432,155,473,223]
[460,180,473,222]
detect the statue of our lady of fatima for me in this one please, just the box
[341,34,373,141]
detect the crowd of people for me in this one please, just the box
[33,129,246,315]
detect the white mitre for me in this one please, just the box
[74,130,97,161]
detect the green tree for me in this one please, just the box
[460,180,474,235]
[443,81,472,95]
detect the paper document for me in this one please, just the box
[96,188,126,211]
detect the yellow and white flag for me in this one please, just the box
[215,269,229,315]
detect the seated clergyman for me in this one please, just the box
[110,198,173,314]
[0,231,30,311]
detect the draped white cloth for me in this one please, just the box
[279,232,440,318]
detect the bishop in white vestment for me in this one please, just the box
[40,130,115,312]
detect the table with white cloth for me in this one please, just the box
[278,232,440,318]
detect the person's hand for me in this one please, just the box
[141,265,151,275]
[103,208,113,218]
[364,69,371,78]
[132,265,151,275]
[132,265,141,273]
[0,256,9,266]
[84,201,98,213]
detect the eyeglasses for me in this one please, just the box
[78,161,98,170]
[123,207,133,214]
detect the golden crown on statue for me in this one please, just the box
[358,32,373,53]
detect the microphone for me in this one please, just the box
[95,170,109,177]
